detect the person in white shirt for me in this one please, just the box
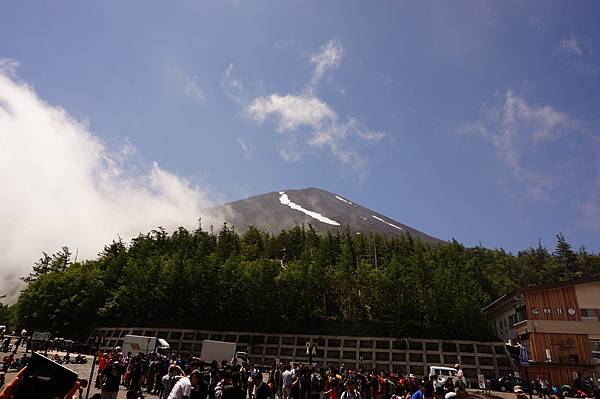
[282,364,294,399]
[168,370,201,399]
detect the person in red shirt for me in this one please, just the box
[96,352,109,388]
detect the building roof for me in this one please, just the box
[483,276,600,314]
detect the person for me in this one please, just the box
[282,364,294,399]
[101,359,126,399]
[1,355,13,373]
[405,375,417,396]
[11,337,21,355]
[410,385,424,399]
[96,352,109,388]
[310,368,323,399]
[191,369,209,399]
[514,385,527,399]
[168,369,201,399]
[222,371,245,399]
[324,370,337,399]
[453,366,463,386]
[538,377,548,399]
[290,367,300,399]
[161,365,185,399]
[341,378,360,399]
[300,368,311,399]
[215,369,233,399]
[253,371,272,399]
[0,338,10,354]
[424,377,434,399]
[370,371,382,399]
[129,353,145,393]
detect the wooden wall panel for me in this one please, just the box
[525,287,580,321]
[526,364,588,386]
[528,333,590,364]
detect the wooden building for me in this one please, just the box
[485,278,600,385]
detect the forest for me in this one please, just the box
[5,224,600,341]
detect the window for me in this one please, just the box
[590,340,600,359]
[581,309,598,320]
[516,305,527,322]
[569,355,579,364]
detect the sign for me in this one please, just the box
[550,338,575,350]
[477,374,486,389]
[305,342,317,357]
[520,345,529,367]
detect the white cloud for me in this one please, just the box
[242,39,382,172]
[184,76,205,101]
[560,32,592,57]
[0,66,223,301]
[466,90,579,198]
[248,94,336,131]
[308,39,344,93]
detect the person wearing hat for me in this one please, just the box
[253,371,272,399]
[341,378,361,399]
[514,385,527,399]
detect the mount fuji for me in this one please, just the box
[206,188,444,245]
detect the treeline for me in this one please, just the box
[8,225,600,341]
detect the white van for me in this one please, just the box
[428,366,466,386]
[122,335,170,356]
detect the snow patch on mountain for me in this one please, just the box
[278,192,341,226]
[371,214,402,230]
[335,195,353,205]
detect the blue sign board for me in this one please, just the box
[520,345,529,367]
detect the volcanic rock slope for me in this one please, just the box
[206,188,444,246]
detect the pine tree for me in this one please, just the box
[554,233,576,279]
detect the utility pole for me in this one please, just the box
[86,335,104,399]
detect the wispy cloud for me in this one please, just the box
[241,39,383,174]
[0,62,223,301]
[466,90,580,199]
[236,137,253,159]
[183,76,205,101]
[222,62,245,104]
[557,33,598,76]
[307,39,343,94]
[560,32,591,57]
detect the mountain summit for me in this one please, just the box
[207,188,444,245]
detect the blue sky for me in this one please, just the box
[2,0,600,257]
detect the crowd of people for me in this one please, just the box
[94,348,468,399]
